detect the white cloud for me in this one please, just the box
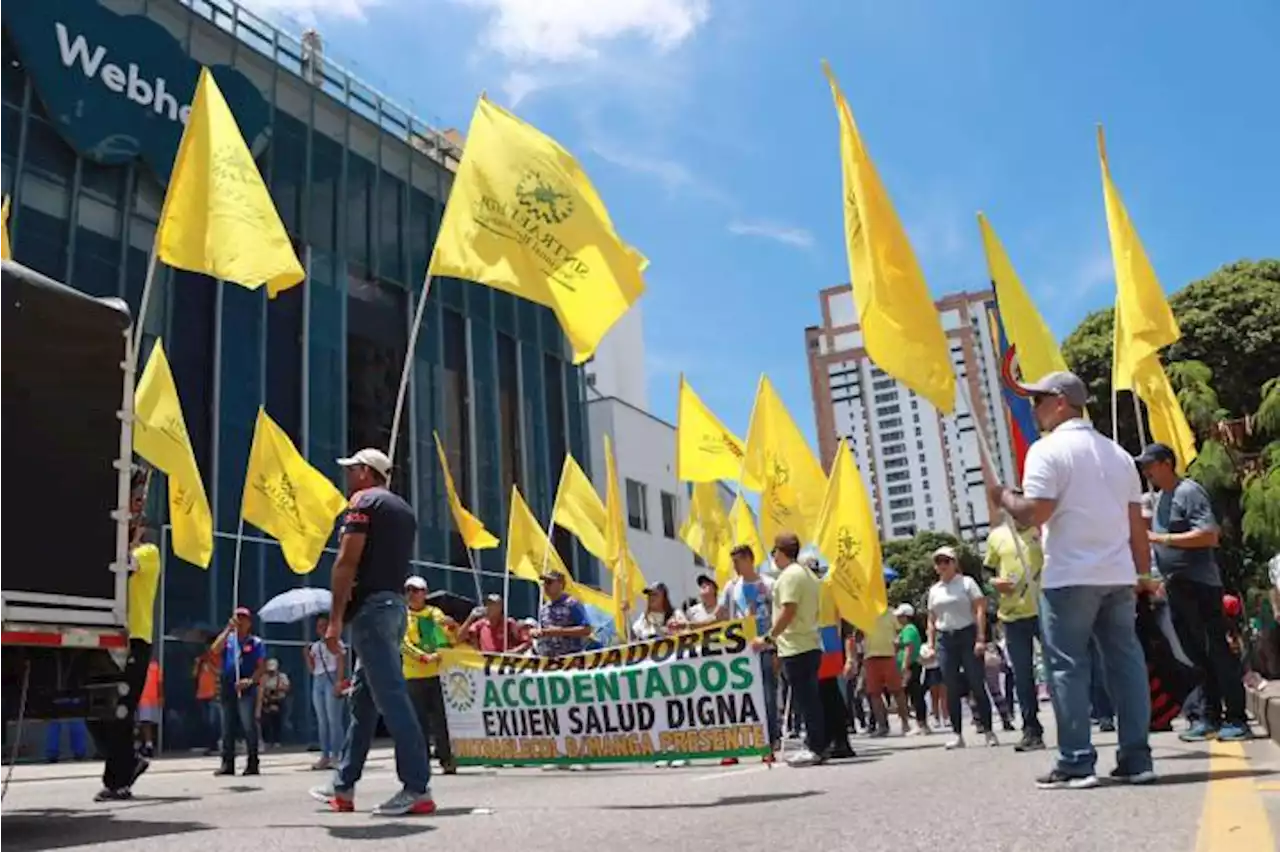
[239,0,379,24]
[727,219,815,250]
[457,0,710,64]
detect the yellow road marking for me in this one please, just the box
[1195,740,1275,851]
[1255,781,1280,792]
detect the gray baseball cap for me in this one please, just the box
[1021,371,1088,407]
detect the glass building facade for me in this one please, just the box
[1,0,592,750]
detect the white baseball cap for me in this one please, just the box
[894,603,915,618]
[932,546,958,562]
[337,447,392,477]
[403,576,428,591]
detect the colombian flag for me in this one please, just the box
[988,306,1039,480]
[818,582,845,681]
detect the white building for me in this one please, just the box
[584,305,649,410]
[805,287,1017,546]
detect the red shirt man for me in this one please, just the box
[461,594,530,654]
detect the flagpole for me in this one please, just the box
[231,513,246,682]
[957,381,1033,574]
[1130,391,1150,449]
[1111,385,1120,442]
[388,273,435,472]
[462,546,484,606]
[131,248,160,356]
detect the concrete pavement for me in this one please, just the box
[3,725,1278,852]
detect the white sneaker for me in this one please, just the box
[653,760,670,769]
[945,736,966,750]
[786,749,821,767]
[985,731,1000,747]
[669,759,689,768]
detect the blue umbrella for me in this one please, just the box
[258,587,332,623]
[882,566,899,582]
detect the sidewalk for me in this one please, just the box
[2,745,347,784]
[1247,678,1280,747]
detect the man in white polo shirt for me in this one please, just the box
[988,371,1154,790]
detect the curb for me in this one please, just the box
[1247,687,1280,746]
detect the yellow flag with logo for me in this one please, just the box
[433,431,498,550]
[676,376,758,489]
[978,213,1069,384]
[603,435,648,634]
[133,341,213,568]
[728,494,765,567]
[743,376,827,545]
[156,67,303,297]
[1,197,11,260]
[1132,356,1197,473]
[823,62,955,413]
[680,482,734,589]
[428,95,645,364]
[814,439,886,632]
[241,408,346,574]
[1098,127,1180,390]
[552,454,608,559]
[505,485,614,615]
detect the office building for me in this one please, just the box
[3,0,588,747]
[805,287,1017,545]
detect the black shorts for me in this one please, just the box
[923,667,943,688]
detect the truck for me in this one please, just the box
[2,258,137,765]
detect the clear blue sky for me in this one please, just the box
[249,0,1279,445]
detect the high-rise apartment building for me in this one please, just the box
[805,287,1018,546]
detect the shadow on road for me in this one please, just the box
[1151,767,1277,787]
[1,808,210,852]
[325,823,436,841]
[604,791,821,811]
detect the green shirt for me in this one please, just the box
[896,623,922,670]
[773,562,821,658]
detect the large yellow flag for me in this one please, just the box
[1098,126,1180,390]
[1133,356,1198,473]
[433,431,498,550]
[505,485,614,614]
[241,408,346,574]
[552,454,608,559]
[978,213,1069,383]
[814,439,886,632]
[728,494,765,567]
[428,95,645,364]
[743,376,827,545]
[603,435,648,634]
[133,341,213,568]
[676,376,759,488]
[823,62,955,413]
[1,197,11,260]
[156,67,303,297]
[680,482,734,589]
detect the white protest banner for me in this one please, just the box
[437,619,770,766]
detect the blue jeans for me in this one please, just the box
[939,625,992,734]
[46,719,88,761]
[781,650,824,755]
[312,675,346,759]
[334,592,431,795]
[1004,616,1042,736]
[759,650,780,746]
[1041,585,1151,777]
[1089,638,1114,721]
[220,689,260,761]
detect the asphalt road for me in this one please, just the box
[3,724,1278,852]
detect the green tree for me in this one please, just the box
[883,531,983,609]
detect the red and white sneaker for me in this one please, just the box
[373,788,436,816]
[309,784,355,812]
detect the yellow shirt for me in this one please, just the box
[984,525,1044,622]
[402,605,453,679]
[127,544,162,643]
[863,610,898,658]
[773,562,820,658]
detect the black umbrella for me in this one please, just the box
[426,590,476,623]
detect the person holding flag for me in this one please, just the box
[402,576,460,775]
[209,607,266,777]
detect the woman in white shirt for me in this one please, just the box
[306,614,346,770]
[926,546,996,749]
[632,583,676,641]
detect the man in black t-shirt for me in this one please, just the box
[309,448,435,817]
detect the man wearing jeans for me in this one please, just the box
[985,518,1045,752]
[991,371,1155,790]
[751,532,824,767]
[718,545,780,763]
[1138,442,1250,741]
[312,448,435,816]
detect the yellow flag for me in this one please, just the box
[428,95,645,364]
[551,454,608,559]
[156,67,303,297]
[823,62,955,413]
[1133,356,1197,473]
[433,432,498,550]
[676,376,759,488]
[1098,126,1180,390]
[680,482,734,589]
[1,196,11,260]
[505,485,614,614]
[133,340,213,568]
[728,494,765,567]
[241,408,346,574]
[814,439,886,632]
[978,213,1069,383]
[743,376,827,545]
[603,435,648,634]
